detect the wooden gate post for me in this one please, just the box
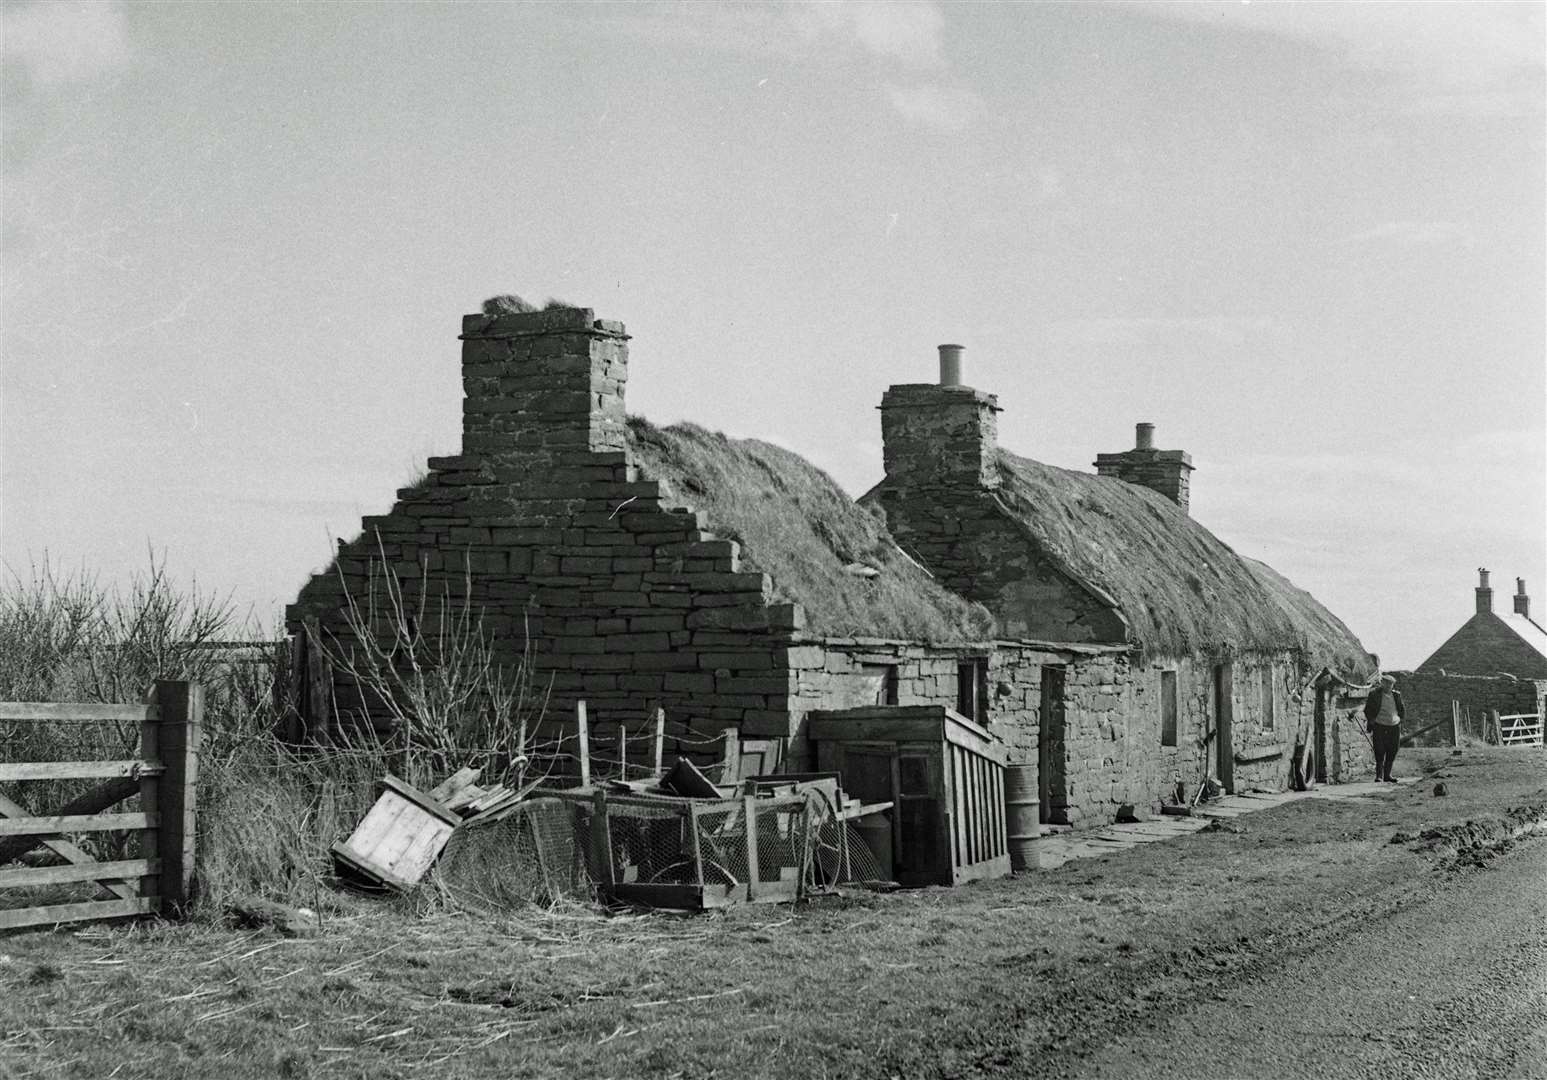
[153,680,202,915]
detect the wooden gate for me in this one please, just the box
[0,681,201,932]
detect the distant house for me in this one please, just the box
[287,308,1374,830]
[1417,571,1547,679]
[1390,571,1547,739]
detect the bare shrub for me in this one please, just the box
[318,540,546,791]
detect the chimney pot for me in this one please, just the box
[1516,578,1531,619]
[938,344,964,387]
[1135,422,1155,450]
[1476,567,1494,614]
[1479,568,1491,589]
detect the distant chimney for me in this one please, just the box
[1476,567,1493,614]
[880,344,1001,490]
[458,306,629,465]
[1094,423,1195,513]
[1515,577,1530,619]
[938,344,964,387]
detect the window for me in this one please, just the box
[956,658,988,722]
[1261,664,1276,731]
[861,663,899,706]
[1160,669,1178,747]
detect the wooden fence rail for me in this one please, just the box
[0,680,201,932]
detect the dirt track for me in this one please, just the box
[1073,836,1547,1080]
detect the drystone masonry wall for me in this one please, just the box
[287,309,803,749]
[1386,670,1546,743]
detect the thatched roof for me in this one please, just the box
[626,418,995,643]
[993,450,1373,675]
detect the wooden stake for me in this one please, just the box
[653,707,666,777]
[577,700,590,787]
[618,721,628,779]
[743,795,760,900]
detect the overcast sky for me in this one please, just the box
[3,1,1543,668]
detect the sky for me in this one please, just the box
[2,0,1543,669]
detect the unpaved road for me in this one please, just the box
[1076,837,1547,1079]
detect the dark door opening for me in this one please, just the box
[1213,662,1234,793]
[1039,665,1067,824]
[1313,686,1328,784]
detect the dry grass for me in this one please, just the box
[3,748,1541,1079]
[626,417,995,643]
[993,450,1374,675]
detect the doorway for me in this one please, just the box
[1313,686,1329,784]
[1213,662,1234,793]
[1039,665,1067,824]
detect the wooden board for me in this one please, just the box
[0,760,163,782]
[0,703,149,723]
[0,812,155,836]
[0,896,158,932]
[0,858,158,889]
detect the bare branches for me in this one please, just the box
[318,535,546,790]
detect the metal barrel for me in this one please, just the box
[1004,763,1040,871]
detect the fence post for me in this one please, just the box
[154,680,202,916]
[577,701,590,787]
[653,707,666,777]
[1451,700,1460,747]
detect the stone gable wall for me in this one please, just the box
[1416,614,1547,679]
[287,310,802,750]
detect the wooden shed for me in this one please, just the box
[807,705,1010,887]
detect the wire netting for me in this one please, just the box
[433,789,891,911]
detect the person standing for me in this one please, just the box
[1363,673,1405,782]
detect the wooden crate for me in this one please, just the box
[331,776,461,891]
[808,705,1010,887]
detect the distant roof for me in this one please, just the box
[1500,612,1547,663]
[990,450,1373,675]
[626,418,995,643]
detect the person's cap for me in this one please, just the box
[1379,674,1396,687]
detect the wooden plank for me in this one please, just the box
[743,795,759,900]
[0,702,149,723]
[428,766,481,804]
[0,760,162,782]
[0,813,155,836]
[0,896,158,931]
[0,858,158,889]
[590,788,615,887]
[653,707,666,776]
[0,790,136,901]
[577,701,591,788]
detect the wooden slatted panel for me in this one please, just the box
[0,858,159,889]
[0,896,158,932]
[0,703,150,723]
[0,812,155,836]
[0,761,163,782]
[951,745,968,873]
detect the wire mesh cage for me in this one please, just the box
[433,787,888,912]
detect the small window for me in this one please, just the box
[861,663,899,706]
[1160,670,1178,747]
[1261,665,1276,731]
[956,658,988,721]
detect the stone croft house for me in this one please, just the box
[287,306,1374,828]
[1389,571,1547,735]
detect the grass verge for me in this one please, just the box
[1,746,1541,1080]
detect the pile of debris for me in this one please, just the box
[330,703,892,911]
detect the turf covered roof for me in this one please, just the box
[625,417,996,643]
[993,450,1373,674]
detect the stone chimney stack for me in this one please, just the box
[1514,577,1530,618]
[880,345,1001,490]
[458,306,629,465]
[1094,423,1195,512]
[1476,567,1493,614]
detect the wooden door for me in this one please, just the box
[1038,666,1066,824]
[895,747,942,886]
[1313,687,1328,784]
[1214,663,1234,793]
